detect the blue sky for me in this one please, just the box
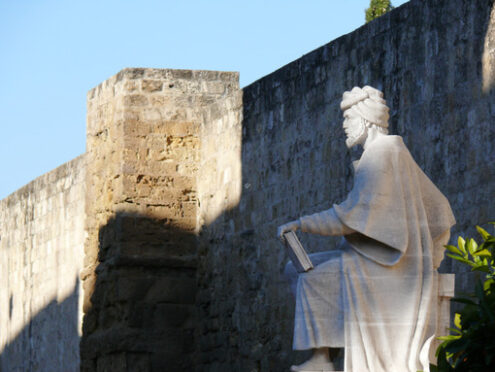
[0,0,408,200]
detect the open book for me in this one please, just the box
[282,231,314,273]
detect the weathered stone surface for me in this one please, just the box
[2,0,495,371]
[0,155,86,372]
[195,0,495,370]
[81,67,241,371]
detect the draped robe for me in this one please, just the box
[285,135,455,372]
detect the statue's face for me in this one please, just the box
[343,110,367,148]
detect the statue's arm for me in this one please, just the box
[277,208,354,239]
[299,208,354,236]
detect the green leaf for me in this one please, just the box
[434,224,495,370]
[458,236,466,254]
[476,225,491,240]
[472,248,491,257]
[466,238,478,255]
[446,253,470,264]
[471,239,478,253]
[454,313,461,328]
[471,265,491,273]
[484,279,495,291]
[445,244,462,256]
[447,327,462,334]
[437,335,461,341]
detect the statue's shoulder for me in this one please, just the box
[361,136,413,170]
[369,135,407,154]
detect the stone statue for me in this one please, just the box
[278,86,456,372]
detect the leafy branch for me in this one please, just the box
[431,224,495,371]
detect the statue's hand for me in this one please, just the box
[277,220,301,241]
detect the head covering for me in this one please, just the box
[340,86,390,128]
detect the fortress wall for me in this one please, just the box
[0,154,86,371]
[195,76,243,370]
[1,0,494,371]
[80,68,241,371]
[197,0,495,370]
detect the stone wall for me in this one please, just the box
[0,155,86,371]
[196,0,495,370]
[80,68,241,371]
[2,0,495,371]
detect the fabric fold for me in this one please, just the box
[288,135,455,372]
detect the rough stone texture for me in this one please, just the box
[0,155,86,372]
[80,68,241,372]
[195,0,495,370]
[2,0,495,371]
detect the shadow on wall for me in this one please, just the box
[3,1,495,372]
[80,213,198,372]
[195,1,495,371]
[0,280,80,372]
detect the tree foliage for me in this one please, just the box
[432,224,495,371]
[365,0,394,23]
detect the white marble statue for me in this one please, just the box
[278,86,456,372]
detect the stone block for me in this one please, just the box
[145,276,197,304]
[153,303,194,329]
[141,80,163,93]
[96,353,126,372]
[123,94,149,107]
[128,303,154,328]
[150,352,184,372]
[117,276,154,302]
[126,353,151,372]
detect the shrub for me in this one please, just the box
[431,224,495,371]
[365,0,394,23]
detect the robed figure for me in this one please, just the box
[279,86,455,372]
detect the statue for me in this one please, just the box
[278,86,456,372]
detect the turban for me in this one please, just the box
[340,86,389,128]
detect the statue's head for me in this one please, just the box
[340,86,390,148]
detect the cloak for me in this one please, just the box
[290,135,455,372]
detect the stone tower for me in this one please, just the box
[80,68,242,371]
